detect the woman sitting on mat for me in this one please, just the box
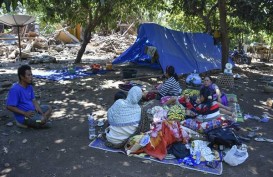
[201,76,235,118]
[144,65,182,100]
[182,87,225,133]
[105,86,149,148]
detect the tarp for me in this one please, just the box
[113,23,222,75]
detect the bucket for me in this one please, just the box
[122,69,137,79]
[106,63,112,70]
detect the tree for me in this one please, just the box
[171,0,218,34]
[25,0,167,64]
[25,0,122,63]
[169,0,272,69]
[218,0,228,70]
[228,0,273,34]
[170,0,229,70]
[0,0,23,12]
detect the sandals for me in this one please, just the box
[245,127,261,132]
[254,137,273,143]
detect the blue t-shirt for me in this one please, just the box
[6,83,35,123]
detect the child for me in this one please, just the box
[181,87,223,133]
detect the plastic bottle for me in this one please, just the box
[195,151,201,164]
[88,114,96,140]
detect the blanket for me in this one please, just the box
[33,67,109,81]
[89,138,223,175]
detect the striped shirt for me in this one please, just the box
[158,77,182,97]
[181,99,220,122]
[195,101,220,122]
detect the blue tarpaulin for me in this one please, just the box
[112,23,222,75]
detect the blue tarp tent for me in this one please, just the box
[112,23,222,75]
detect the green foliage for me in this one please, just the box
[0,0,24,13]
[3,0,271,51]
[228,0,272,34]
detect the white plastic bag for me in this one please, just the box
[223,145,248,166]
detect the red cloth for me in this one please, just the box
[144,92,157,101]
[143,121,180,160]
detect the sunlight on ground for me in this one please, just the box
[59,80,73,85]
[35,81,46,86]
[253,105,266,109]
[122,161,130,166]
[54,139,64,144]
[79,117,85,123]
[93,110,107,119]
[51,108,67,118]
[80,77,94,81]
[0,69,17,74]
[1,168,12,175]
[101,80,123,89]
[76,101,97,107]
[249,166,258,175]
[73,164,83,170]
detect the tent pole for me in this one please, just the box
[17,26,22,61]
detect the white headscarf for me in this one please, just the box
[107,86,142,127]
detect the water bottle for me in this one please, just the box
[88,114,96,140]
[195,151,201,164]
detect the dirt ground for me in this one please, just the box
[0,52,273,177]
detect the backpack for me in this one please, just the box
[206,127,241,148]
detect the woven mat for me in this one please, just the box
[89,138,223,175]
[226,94,243,122]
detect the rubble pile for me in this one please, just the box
[0,30,136,64]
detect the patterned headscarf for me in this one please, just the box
[107,86,142,127]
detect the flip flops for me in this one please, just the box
[254,137,273,143]
[245,127,261,132]
[244,114,270,122]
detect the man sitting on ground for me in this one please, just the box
[6,65,52,128]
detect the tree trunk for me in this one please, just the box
[74,23,92,64]
[218,0,228,71]
[73,4,112,64]
[267,39,272,62]
[204,17,212,33]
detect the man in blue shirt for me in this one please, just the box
[6,65,52,128]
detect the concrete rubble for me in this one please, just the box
[0,31,136,64]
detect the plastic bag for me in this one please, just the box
[186,71,202,86]
[223,145,248,166]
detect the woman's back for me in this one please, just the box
[106,86,142,145]
[159,76,182,97]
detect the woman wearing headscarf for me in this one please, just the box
[105,86,149,148]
